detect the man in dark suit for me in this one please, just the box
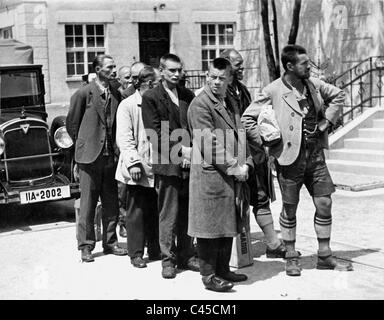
[141,53,199,279]
[66,54,128,262]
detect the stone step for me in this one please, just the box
[372,118,384,128]
[344,138,384,150]
[329,148,384,163]
[326,159,384,176]
[329,171,384,191]
[358,128,384,139]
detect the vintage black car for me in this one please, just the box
[0,63,79,204]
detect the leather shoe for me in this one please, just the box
[285,251,302,276]
[103,245,128,256]
[162,266,176,279]
[266,243,287,258]
[267,243,302,259]
[317,254,353,271]
[81,247,94,263]
[119,225,127,238]
[178,257,200,272]
[202,275,234,292]
[131,257,147,268]
[218,271,248,282]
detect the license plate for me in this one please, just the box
[20,186,71,204]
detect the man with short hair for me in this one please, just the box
[221,49,287,259]
[141,53,199,279]
[188,57,252,292]
[242,44,353,276]
[117,66,131,95]
[116,66,161,268]
[121,61,146,99]
[66,54,128,262]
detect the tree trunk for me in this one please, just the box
[260,0,278,82]
[288,0,302,45]
[271,0,280,78]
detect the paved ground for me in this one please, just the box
[0,183,383,300]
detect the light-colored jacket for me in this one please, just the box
[115,90,154,187]
[242,76,345,166]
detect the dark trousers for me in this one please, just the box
[117,181,127,226]
[155,174,194,268]
[125,185,160,258]
[197,237,233,276]
[77,154,119,251]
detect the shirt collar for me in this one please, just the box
[94,78,109,96]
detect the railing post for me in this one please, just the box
[379,68,382,108]
[370,57,373,108]
[350,69,353,120]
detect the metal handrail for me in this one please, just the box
[326,56,384,133]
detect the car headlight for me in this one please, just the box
[54,126,73,149]
[0,133,5,156]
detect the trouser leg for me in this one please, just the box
[155,175,178,267]
[216,237,233,276]
[197,238,219,276]
[99,156,119,249]
[176,179,194,266]
[126,185,146,258]
[144,188,160,257]
[77,160,102,251]
[117,181,127,226]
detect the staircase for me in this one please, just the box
[327,113,384,190]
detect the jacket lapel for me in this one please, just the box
[282,91,303,116]
[90,82,106,124]
[159,82,181,127]
[109,87,119,126]
[305,79,322,114]
[204,86,237,131]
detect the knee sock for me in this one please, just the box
[314,213,332,255]
[255,211,281,250]
[279,209,296,252]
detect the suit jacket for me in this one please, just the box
[226,80,252,116]
[187,85,253,238]
[242,76,345,166]
[121,84,136,99]
[66,80,121,164]
[141,81,195,177]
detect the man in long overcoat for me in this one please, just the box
[187,57,253,292]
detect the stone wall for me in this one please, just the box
[238,0,384,96]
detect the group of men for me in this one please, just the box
[66,44,353,293]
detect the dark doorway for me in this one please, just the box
[139,23,170,67]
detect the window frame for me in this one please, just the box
[0,27,13,39]
[201,23,234,71]
[65,24,106,79]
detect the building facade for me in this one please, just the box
[0,0,238,103]
[238,0,384,96]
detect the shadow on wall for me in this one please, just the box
[258,0,381,87]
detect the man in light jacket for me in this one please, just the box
[115,66,161,268]
[242,45,353,276]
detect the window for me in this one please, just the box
[65,24,105,77]
[201,24,234,70]
[0,27,13,39]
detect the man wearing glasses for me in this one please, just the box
[141,53,199,279]
[242,45,353,276]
